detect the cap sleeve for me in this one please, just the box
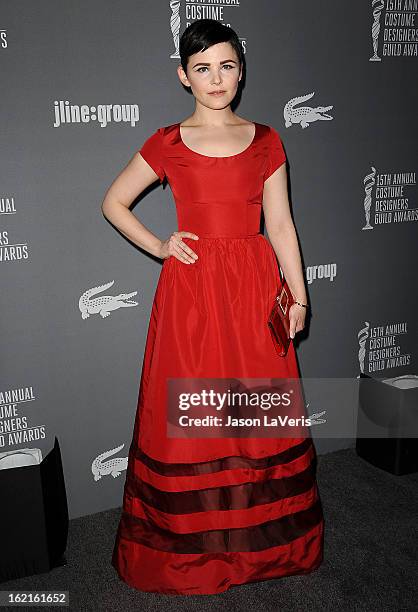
[263,126,286,182]
[138,127,165,183]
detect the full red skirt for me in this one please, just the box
[112,234,324,595]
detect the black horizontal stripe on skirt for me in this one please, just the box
[130,437,314,476]
[125,460,317,513]
[118,498,323,554]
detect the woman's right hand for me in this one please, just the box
[158,231,199,264]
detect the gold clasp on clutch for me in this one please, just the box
[277,286,289,315]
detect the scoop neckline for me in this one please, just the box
[177,121,258,159]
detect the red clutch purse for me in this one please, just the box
[267,267,294,357]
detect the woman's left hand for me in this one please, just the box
[289,303,307,339]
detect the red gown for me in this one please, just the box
[111,122,324,595]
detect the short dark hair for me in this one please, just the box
[179,18,245,76]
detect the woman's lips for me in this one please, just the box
[208,91,226,96]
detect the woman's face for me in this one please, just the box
[178,42,242,109]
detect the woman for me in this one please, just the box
[103,18,324,595]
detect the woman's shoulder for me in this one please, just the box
[256,124,285,152]
[159,123,178,135]
[140,124,176,150]
[141,124,175,138]
[256,122,275,139]
[257,122,282,136]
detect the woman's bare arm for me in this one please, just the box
[262,165,308,305]
[101,152,164,258]
[101,152,199,263]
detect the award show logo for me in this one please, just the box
[169,0,246,59]
[0,386,46,449]
[283,92,333,129]
[78,280,138,320]
[369,0,418,61]
[362,167,417,229]
[0,196,29,262]
[358,320,411,374]
[91,443,128,481]
[306,263,337,285]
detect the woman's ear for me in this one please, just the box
[177,64,190,87]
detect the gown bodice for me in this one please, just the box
[139,122,287,238]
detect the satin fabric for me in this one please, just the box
[111,122,324,595]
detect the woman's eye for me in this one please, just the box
[196,65,234,73]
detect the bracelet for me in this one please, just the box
[294,299,309,309]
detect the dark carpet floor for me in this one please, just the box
[1,448,417,612]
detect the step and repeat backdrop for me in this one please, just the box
[1,1,417,519]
